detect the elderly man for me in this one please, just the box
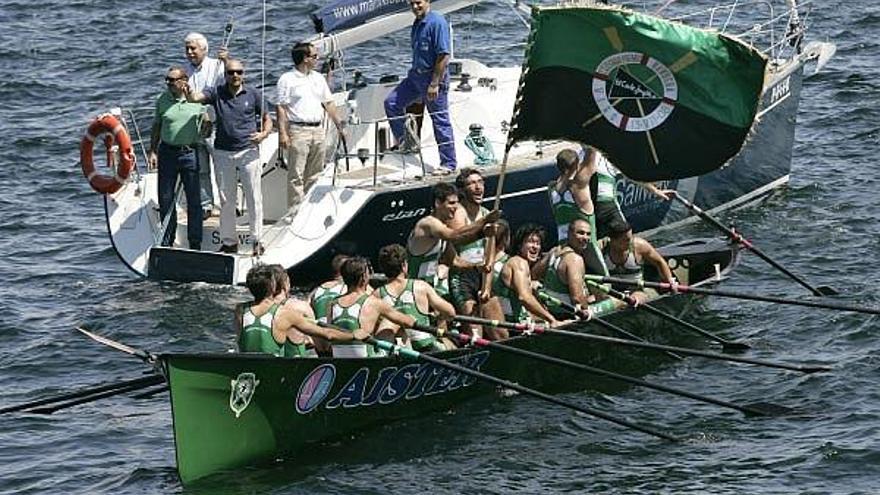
[183,32,229,218]
[276,41,344,210]
[186,59,272,256]
[383,0,457,170]
[148,66,207,250]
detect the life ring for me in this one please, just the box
[80,114,135,194]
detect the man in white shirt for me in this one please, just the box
[276,42,344,210]
[184,32,228,218]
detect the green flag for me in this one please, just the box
[509,6,767,181]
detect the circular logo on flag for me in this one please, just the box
[295,363,336,414]
[591,51,678,132]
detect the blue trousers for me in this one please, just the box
[195,142,214,209]
[158,143,203,249]
[384,71,457,169]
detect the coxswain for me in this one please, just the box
[375,244,456,351]
[329,257,419,357]
[599,220,677,304]
[407,182,499,297]
[309,254,350,324]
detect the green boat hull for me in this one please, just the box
[163,238,738,484]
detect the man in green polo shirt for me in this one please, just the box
[148,66,207,250]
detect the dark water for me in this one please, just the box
[1,0,878,493]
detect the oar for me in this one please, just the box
[453,315,831,374]
[0,375,164,415]
[76,326,157,364]
[586,275,880,316]
[421,325,791,417]
[366,335,679,442]
[671,191,837,296]
[585,280,751,352]
[535,290,684,360]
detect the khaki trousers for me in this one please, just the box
[285,125,326,208]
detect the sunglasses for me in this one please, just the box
[306,53,319,59]
[226,69,244,75]
[165,76,185,83]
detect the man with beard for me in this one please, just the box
[406,182,499,297]
[448,168,490,317]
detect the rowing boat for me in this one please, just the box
[161,237,738,483]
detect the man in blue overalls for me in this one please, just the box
[383,0,457,171]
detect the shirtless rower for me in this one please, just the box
[375,244,456,351]
[482,221,569,339]
[598,220,677,304]
[406,182,499,297]
[238,264,362,357]
[329,256,420,357]
[309,254,349,324]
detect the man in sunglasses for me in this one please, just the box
[148,67,208,251]
[276,42,344,211]
[184,32,229,220]
[186,59,272,256]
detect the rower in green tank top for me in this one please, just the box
[533,219,600,320]
[238,265,314,357]
[239,302,286,355]
[239,264,367,358]
[376,244,456,352]
[480,221,566,339]
[449,168,494,318]
[309,254,350,324]
[407,182,500,298]
[327,256,422,358]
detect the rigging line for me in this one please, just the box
[503,0,530,29]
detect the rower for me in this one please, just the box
[482,221,567,339]
[449,168,490,317]
[308,254,349,324]
[238,264,361,357]
[406,182,499,297]
[533,218,596,318]
[329,256,419,357]
[549,146,608,275]
[375,244,456,351]
[599,220,677,304]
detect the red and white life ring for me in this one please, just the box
[80,114,135,194]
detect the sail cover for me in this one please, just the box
[312,0,411,34]
[509,6,767,181]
